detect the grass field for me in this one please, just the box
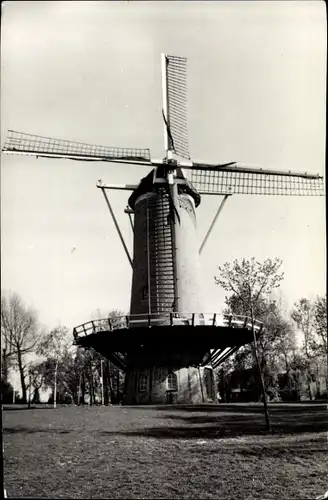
[2,403,328,499]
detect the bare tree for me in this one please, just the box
[1,292,41,403]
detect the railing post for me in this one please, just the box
[126,315,130,328]
[170,313,173,326]
[243,316,248,328]
[228,315,232,327]
[148,315,151,327]
[192,313,195,326]
[108,318,112,331]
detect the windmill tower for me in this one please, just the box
[3,54,324,405]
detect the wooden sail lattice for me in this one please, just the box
[3,130,151,163]
[191,166,324,196]
[165,55,190,160]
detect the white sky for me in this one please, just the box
[1,1,326,335]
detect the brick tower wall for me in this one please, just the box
[130,189,175,316]
[129,189,203,317]
[174,192,204,314]
[124,182,216,405]
[123,365,216,405]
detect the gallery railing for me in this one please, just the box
[73,312,263,342]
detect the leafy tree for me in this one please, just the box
[215,257,284,319]
[37,326,71,408]
[217,296,296,402]
[292,295,327,393]
[33,354,79,405]
[86,309,126,405]
[215,258,285,370]
[27,361,46,407]
[1,292,41,403]
[291,298,314,358]
[313,295,327,364]
[31,309,128,407]
[215,257,285,428]
[60,349,83,405]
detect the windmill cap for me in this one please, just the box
[128,167,201,210]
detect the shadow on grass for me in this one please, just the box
[160,409,328,424]
[98,407,328,439]
[3,405,327,441]
[151,404,327,413]
[3,427,70,435]
[2,405,56,411]
[100,424,326,440]
[191,438,328,457]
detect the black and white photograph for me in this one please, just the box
[1,1,327,499]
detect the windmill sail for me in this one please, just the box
[162,55,190,160]
[190,164,324,196]
[3,130,152,164]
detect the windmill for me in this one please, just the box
[3,54,324,405]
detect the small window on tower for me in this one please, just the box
[167,372,178,391]
[139,374,148,392]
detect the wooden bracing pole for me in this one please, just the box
[199,194,231,255]
[99,187,133,269]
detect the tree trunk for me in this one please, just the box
[89,360,94,406]
[116,369,120,404]
[54,360,58,409]
[250,306,271,431]
[81,372,86,405]
[104,360,109,405]
[108,362,114,404]
[2,349,9,383]
[77,372,82,405]
[17,351,27,403]
[28,373,32,409]
[222,372,227,403]
[100,360,104,405]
